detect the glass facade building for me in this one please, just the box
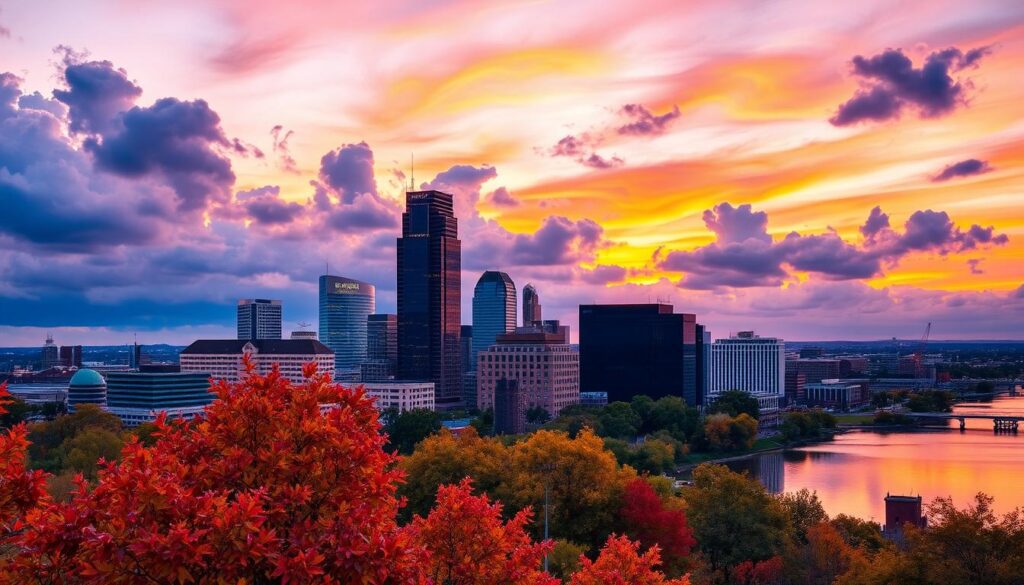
[522,283,541,326]
[397,190,462,409]
[319,276,375,371]
[579,304,700,405]
[237,299,282,340]
[471,271,517,368]
[105,371,214,427]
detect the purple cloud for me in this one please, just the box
[487,186,519,207]
[53,58,142,135]
[702,202,771,244]
[581,153,623,169]
[237,186,303,225]
[509,216,604,266]
[579,264,628,285]
[830,46,991,126]
[967,259,984,275]
[933,158,991,182]
[319,141,376,203]
[270,125,298,173]
[548,133,623,169]
[326,191,399,230]
[617,104,681,136]
[550,135,587,157]
[860,206,890,239]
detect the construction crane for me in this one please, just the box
[913,322,931,376]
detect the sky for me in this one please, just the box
[1,0,1023,346]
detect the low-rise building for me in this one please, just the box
[361,381,435,412]
[104,371,214,427]
[805,379,866,411]
[179,339,334,384]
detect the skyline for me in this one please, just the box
[2,0,1024,346]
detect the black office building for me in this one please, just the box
[397,190,462,409]
[579,304,700,405]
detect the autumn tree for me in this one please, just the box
[619,478,695,575]
[778,489,828,543]
[0,383,49,549]
[1,363,425,583]
[792,522,867,585]
[409,478,557,585]
[569,535,690,585]
[702,413,758,452]
[706,390,759,420]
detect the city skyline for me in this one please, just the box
[2,0,1024,346]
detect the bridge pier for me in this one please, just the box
[958,417,965,431]
[994,419,1019,433]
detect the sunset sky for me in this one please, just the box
[1,0,1022,345]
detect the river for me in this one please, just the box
[718,394,1024,522]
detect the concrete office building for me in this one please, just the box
[41,334,60,369]
[471,271,517,368]
[709,331,785,422]
[179,339,334,384]
[104,371,214,427]
[476,325,579,418]
[319,276,375,372]
[237,299,282,340]
[362,381,435,412]
[397,190,462,409]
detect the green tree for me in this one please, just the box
[830,514,887,553]
[630,395,656,432]
[58,427,123,480]
[383,407,442,454]
[546,404,602,438]
[647,396,700,442]
[707,390,760,420]
[526,405,552,424]
[0,397,35,427]
[778,489,828,543]
[548,540,587,582]
[598,402,641,438]
[683,464,791,573]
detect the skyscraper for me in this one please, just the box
[361,314,397,381]
[397,190,462,409]
[40,334,60,369]
[471,271,517,367]
[59,345,83,368]
[579,304,698,405]
[237,299,282,340]
[522,283,541,326]
[319,276,375,372]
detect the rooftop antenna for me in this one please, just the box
[410,153,415,190]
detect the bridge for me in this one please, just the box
[904,412,1024,432]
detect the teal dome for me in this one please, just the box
[69,368,106,387]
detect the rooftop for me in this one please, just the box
[180,339,334,356]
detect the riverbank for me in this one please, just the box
[674,430,845,473]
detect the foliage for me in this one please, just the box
[683,464,791,573]
[778,489,828,543]
[701,413,758,452]
[26,404,124,477]
[548,540,587,582]
[603,436,680,475]
[0,383,49,543]
[619,478,695,574]
[829,514,886,553]
[384,406,443,454]
[1,362,424,583]
[779,411,836,442]
[729,556,783,585]
[527,405,552,424]
[706,390,760,420]
[0,397,35,428]
[409,478,557,585]
[598,402,642,439]
[872,411,914,426]
[569,535,691,585]
[904,390,954,413]
[791,522,867,585]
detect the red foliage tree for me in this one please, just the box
[730,555,784,585]
[569,535,690,585]
[1,362,425,583]
[409,478,558,585]
[620,478,696,568]
[0,383,49,539]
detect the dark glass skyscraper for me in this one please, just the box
[522,283,541,326]
[471,271,517,365]
[579,304,699,405]
[319,275,375,371]
[397,190,462,408]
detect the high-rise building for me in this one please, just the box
[104,371,214,427]
[129,342,143,369]
[179,339,334,384]
[41,334,60,369]
[319,276,375,372]
[709,331,785,423]
[397,190,462,409]
[476,324,579,418]
[579,304,698,405]
[361,314,398,382]
[460,325,473,373]
[471,271,517,368]
[695,324,711,407]
[522,283,541,326]
[237,299,283,340]
[493,379,526,435]
[59,345,83,368]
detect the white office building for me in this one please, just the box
[709,331,785,425]
[179,339,334,385]
[237,299,283,340]
[362,381,435,412]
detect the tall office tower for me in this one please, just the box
[522,283,541,326]
[695,324,711,407]
[40,334,60,369]
[579,304,697,405]
[59,345,83,368]
[460,325,473,373]
[397,190,462,409]
[319,276,375,372]
[709,331,785,424]
[471,271,517,367]
[129,342,143,369]
[361,314,397,381]
[237,299,283,340]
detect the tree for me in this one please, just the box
[619,478,695,574]
[548,540,587,581]
[683,464,791,573]
[569,535,690,585]
[527,406,552,425]
[0,397,34,428]
[409,478,557,585]
[794,522,866,585]
[57,427,123,480]
[647,397,700,442]
[778,489,828,543]
[598,402,641,439]
[829,514,886,553]
[2,362,424,582]
[384,407,443,454]
[729,556,783,585]
[706,390,759,420]
[0,384,49,544]
[27,404,123,474]
[702,414,757,452]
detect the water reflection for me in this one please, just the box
[719,395,1024,521]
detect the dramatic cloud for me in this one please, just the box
[17,92,67,118]
[830,46,991,126]
[237,185,303,225]
[660,202,1008,289]
[54,58,142,134]
[319,142,377,203]
[933,158,991,182]
[270,125,298,173]
[486,186,519,207]
[617,104,681,136]
[579,264,628,285]
[509,216,604,266]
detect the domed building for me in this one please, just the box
[67,368,107,412]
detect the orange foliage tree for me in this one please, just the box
[409,478,557,585]
[1,363,425,583]
[569,535,690,585]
